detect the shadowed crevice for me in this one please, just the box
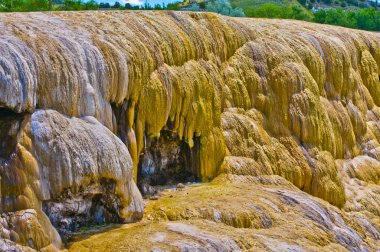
[137,130,201,197]
[0,108,25,159]
[42,178,123,245]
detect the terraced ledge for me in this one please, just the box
[69,181,380,251]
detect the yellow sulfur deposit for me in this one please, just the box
[0,11,380,251]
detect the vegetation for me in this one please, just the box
[0,0,380,31]
[0,0,98,11]
[185,0,245,16]
[244,2,312,20]
[182,0,380,31]
[183,0,313,19]
[0,0,50,11]
[313,7,380,30]
[0,0,181,11]
[56,0,98,10]
[242,2,380,31]
[298,0,377,10]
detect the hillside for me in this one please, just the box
[0,11,380,251]
[230,0,299,9]
[179,0,380,31]
[183,0,378,12]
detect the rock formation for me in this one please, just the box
[0,10,380,251]
[0,110,143,250]
[71,180,380,251]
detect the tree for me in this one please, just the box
[183,0,244,16]
[83,0,98,10]
[313,9,327,23]
[167,2,180,10]
[26,0,49,11]
[142,1,152,9]
[299,0,306,6]
[283,5,311,20]
[186,2,200,11]
[244,3,283,18]
[356,8,375,30]
[99,2,110,8]
[205,0,245,17]
[312,8,380,31]
[113,1,120,8]
[154,3,162,9]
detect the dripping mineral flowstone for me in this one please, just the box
[112,101,202,197]
[1,10,380,251]
[137,130,201,197]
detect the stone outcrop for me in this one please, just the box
[0,110,143,250]
[1,10,380,250]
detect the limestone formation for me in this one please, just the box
[0,110,143,250]
[70,181,380,251]
[0,10,380,250]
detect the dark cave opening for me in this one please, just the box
[137,130,201,197]
[42,178,122,244]
[0,108,24,159]
[111,101,201,198]
[0,107,18,117]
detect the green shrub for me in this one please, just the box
[167,2,181,10]
[186,2,201,11]
[0,0,49,11]
[55,0,98,10]
[313,8,380,31]
[245,3,311,20]
[184,0,245,17]
[206,0,245,16]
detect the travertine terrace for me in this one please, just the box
[0,11,380,251]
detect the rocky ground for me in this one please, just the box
[69,180,380,251]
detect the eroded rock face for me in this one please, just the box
[1,11,380,251]
[0,110,143,249]
[30,110,143,224]
[0,209,58,251]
